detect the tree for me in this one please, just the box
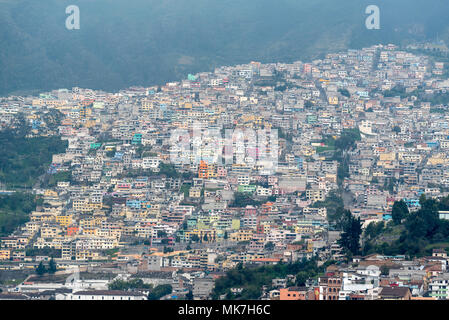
[264,241,275,251]
[335,128,361,151]
[364,221,384,240]
[148,284,173,300]
[392,125,401,134]
[36,261,46,276]
[338,210,362,257]
[229,192,261,208]
[48,258,57,274]
[163,246,173,254]
[392,200,409,225]
[185,290,194,300]
[109,278,152,291]
[338,88,350,98]
[157,230,168,238]
[304,100,313,109]
[295,271,310,286]
[380,265,390,276]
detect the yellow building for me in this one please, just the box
[56,215,73,227]
[76,250,101,261]
[44,189,59,199]
[231,219,241,230]
[0,250,11,260]
[427,154,445,166]
[379,152,396,161]
[81,227,98,236]
[230,229,253,242]
[41,225,62,238]
[328,96,338,105]
[141,99,154,111]
[189,187,202,198]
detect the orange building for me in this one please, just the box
[279,287,307,300]
[198,160,209,179]
[67,226,80,236]
[261,202,274,215]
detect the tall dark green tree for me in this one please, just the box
[185,290,194,300]
[392,200,409,225]
[36,261,46,276]
[48,258,57,274]
[338,210,362,257]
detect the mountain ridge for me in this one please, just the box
[1,0,449,96]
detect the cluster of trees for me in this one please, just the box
[329,128,361,186]
[363,195,449,257]
[338,88,351,97]
[0,192,41,237]
[189,233,211,243]
[382,85,411,98]
[264,241,275,251]
[108,279,172,300]
[383,85,449,106]
[229,192,262,208]
[152,163,193,180]
[118,163,193,180]
[108,278,152,290]
[319,199,427,260]
[0,117,67,188]
[26,247,61,258]
[334,128,361,151]
[363,221,385,241]
[180,184,191,198]
[212,258,332,300]
[46,171,72,187]
[35,258,57,276]
[135,145,156,158]
[147,284,173,300]
[158,163,181,178]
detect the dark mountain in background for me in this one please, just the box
[1,0,449,96]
